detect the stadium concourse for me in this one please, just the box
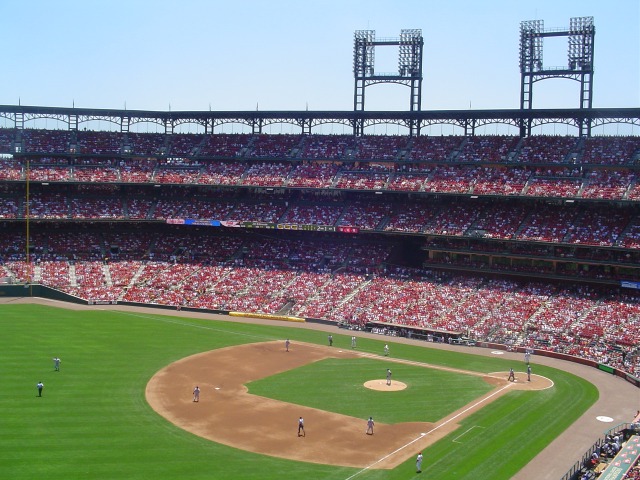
[2,296,637,479]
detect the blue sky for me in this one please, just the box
[0,0,638,117]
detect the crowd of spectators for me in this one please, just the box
[198,133,250,157]
[76,130,122,155]
[408,135,461,161]
[456,135,520,163]
[1,130,638,168]
[197,161,246,185]
[337,201,392,230]
[247,134,301,158]
[2,184,640,253]
[126,132,165,157]
[581,136,640,166]
[1,130,639,381]
[22,129,71,154]
[167,133,204,156]
[286,162,340,188]
[516,135,578,164]
[351,135,406,161]
[242,161,292,186]
[1,226,638,377]
[0,128,16,152]
[298,135,354,160]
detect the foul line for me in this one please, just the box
[344,433,426,480]
[344,383,513,480]
[354,349,499,381]
[452,425,485,444]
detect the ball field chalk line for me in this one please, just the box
[343,432,427,480]
[343,383,513,480]
[452,425,486,444]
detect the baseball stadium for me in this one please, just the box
[1,7,640,480]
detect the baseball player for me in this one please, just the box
[416,452,423,473]
[366,416,375,435]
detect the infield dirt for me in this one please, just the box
[146,340,551,469]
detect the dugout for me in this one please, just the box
[364,320,463,344]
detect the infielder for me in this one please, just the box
[366,416,375,435]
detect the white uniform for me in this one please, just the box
[524,349,531,364]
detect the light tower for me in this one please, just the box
[353,29,424,135]
[519,17,595,136]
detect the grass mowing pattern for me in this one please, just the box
[1,304,598,480]
[248,358,494,423]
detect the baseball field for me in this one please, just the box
[1,300,619,479]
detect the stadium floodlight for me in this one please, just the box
[399,29,422,77]
[519,17,595,136]
[519,20,544,74]
[352,29,424,135]
[568,17,595,72]
[353,30,376,78]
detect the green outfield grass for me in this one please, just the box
[1,304,598,480]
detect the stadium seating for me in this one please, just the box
[1,130,639,382]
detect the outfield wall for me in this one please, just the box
[4,284,638,389]
[474,341,640,388]
[0,284,85,303]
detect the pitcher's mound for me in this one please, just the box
[364,379,407,391]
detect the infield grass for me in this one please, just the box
[1,303,598,480]
[248,357,495,423]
